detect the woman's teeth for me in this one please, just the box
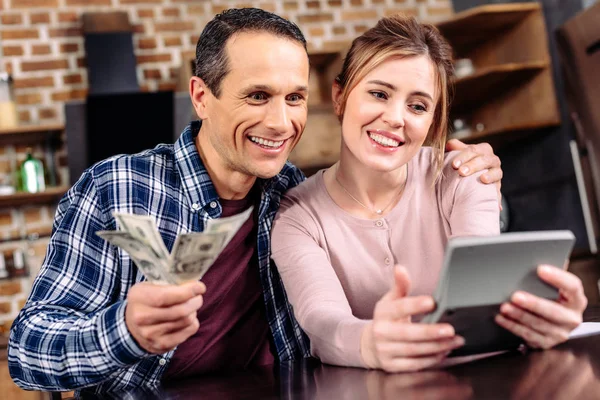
[368,132,400,147]
[249,136,285,148]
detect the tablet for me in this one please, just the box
[421,230,576,356]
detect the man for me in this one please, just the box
[9,8,504,395]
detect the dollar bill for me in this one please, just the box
[96,230,176,285]
[169,231,228,282]
[204,206,254,248]
[97,206,254,285]
[114,213,170,262]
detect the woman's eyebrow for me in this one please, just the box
[367,80,433,101]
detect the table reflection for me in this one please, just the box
[78,335,600,400]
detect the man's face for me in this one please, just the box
[195,32,309,179]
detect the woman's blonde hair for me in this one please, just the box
[335,14,454,180]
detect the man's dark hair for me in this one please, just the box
[195,8,307,98]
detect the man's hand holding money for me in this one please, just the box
[125,281,206,354]
[97,208,254,353]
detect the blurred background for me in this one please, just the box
[0,0,599,397]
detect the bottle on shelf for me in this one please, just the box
[0,253,8,279]
[19,148,46,193]
[0,72,18,129]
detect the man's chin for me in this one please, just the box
[248,161,288,180]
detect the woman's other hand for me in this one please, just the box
[360,265,464,372]
[496,264,587,349]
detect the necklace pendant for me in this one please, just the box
[376,209,383,215]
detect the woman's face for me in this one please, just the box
[336,55,437,173]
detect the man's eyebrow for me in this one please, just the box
[367,80,434,101]
[241,84,309,94]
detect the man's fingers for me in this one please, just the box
[130,281,206,308]
[447,142,499,174]
[145,318,201,354]
[458,153,500,177]
[375,295,436,320]
[144,313,199,339]
[372,320,455,342]
[480,166,503,185]
[445,138,467,152]
[130,294,205,326]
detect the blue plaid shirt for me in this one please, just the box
[8,121,311,395]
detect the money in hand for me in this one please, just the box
[169,231,227,282]
[96,230,177,285]
[96,206,254,284]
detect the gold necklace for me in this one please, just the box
[334,164,406,215]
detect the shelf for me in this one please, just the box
[455,121,561,149]
[452,62,548,113]
[0,123,64,145]
[436,3,540,54]
[0,186,69,208]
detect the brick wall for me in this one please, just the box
[1,0,453,125]
[0,0,453,333]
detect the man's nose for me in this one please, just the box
[264,100,291,134]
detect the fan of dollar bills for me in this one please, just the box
[96,207,254,285]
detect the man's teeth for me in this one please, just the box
[368,132,401,147]
[249,136,285,148]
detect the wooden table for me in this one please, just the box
[80,306,600,399]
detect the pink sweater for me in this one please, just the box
[271,148,500,368]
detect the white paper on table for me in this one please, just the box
[568,322,600,339]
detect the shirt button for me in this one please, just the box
[209,201,218,209]
[158,358,166,366]
[191,203,200,211]
[384,257,391,265]
[375,220,384,227]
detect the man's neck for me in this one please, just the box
[195,132,256,200]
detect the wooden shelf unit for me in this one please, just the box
[451,61,547,112]
[437,3,541,55]
[0,186,69,208]
[438,3,561,148]
[0,123,64,146]
[0,124,66,209]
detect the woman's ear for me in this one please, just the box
[190,76,209,120]
[331,81,343,118]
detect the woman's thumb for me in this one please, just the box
[393,265,411,299]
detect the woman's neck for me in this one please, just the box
[325,148,408,218]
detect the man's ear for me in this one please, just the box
[190,76,209,120]
[331,81,343,118]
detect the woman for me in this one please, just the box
[271,14,587,372]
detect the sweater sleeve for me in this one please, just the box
[271,192,369,368]
[439,156,500,237]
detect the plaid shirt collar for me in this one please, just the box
[175,120,279,215]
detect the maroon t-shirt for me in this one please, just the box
[162,194,274,380]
